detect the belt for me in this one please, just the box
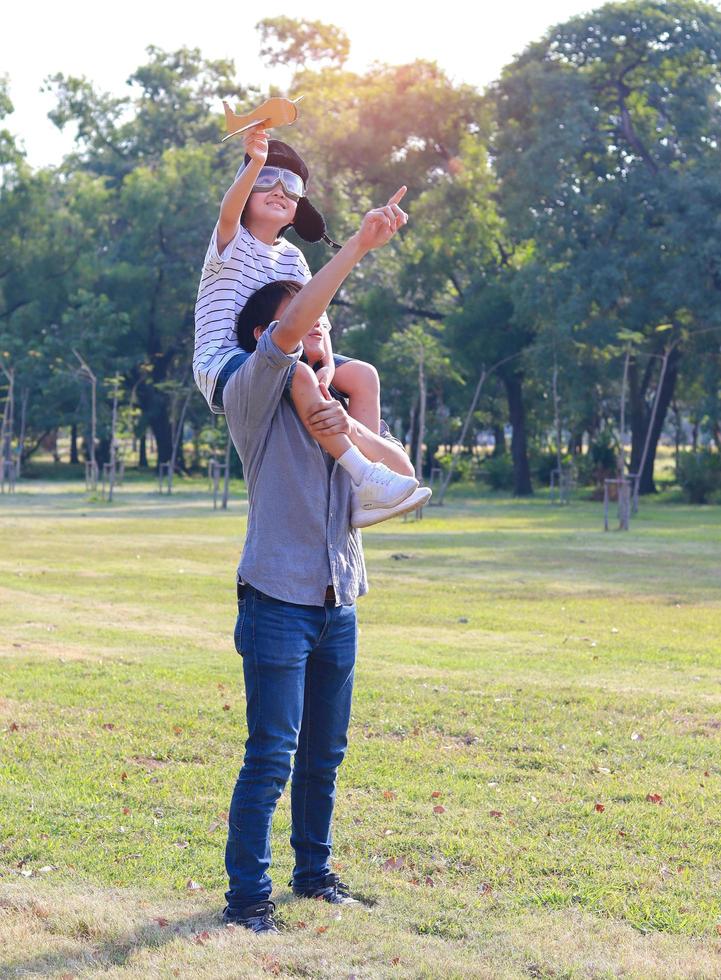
[237,581,336,604]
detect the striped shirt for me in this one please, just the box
[193,222,330,412]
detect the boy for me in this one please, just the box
[194,126,381,429]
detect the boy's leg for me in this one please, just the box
[291,361,421,523]
[332,358,381,435]
[224,587,323,911]
[290,361,354,459]
[290,601,358,893]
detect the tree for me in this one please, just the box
[257,17,350,68]
[492,0,721,493]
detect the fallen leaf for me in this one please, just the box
[716,924,721,936]
[704,771,711,778]
[153,917,170,927]
[295,920,307,929]
[193,930,210,945]
[431,791,442,799]
[383,790,396,801]
[594,803,605,813]
[8,723,19,732]
[646,793,663,804]
[174,840,189,849]
[490,810,503,819]
[409,877,419,885]
[222,704,231,711]
[479,882,492,895]
[424,876,434,887]
[207,820,223,833]
[382,856,405,872]
[122,807,131,816]
[433,805,445,814]
[120,772,128,782]
[618,830,627,838]
[316,925,328,934]
[102,723,115,731]
[173,726,183,735]
[391,956,401,965]
[186,879,203,891]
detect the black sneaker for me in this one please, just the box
[222,900,279,934]
[291,872,360,906]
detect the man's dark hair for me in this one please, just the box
[235,280,303,352]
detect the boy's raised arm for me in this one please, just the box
[217,127,268,254]
[272,188,408,355]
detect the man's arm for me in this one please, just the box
[306,391,415,477]
[216,127,268,254]
[273,187,408,355]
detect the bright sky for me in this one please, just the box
[3,0,594,168]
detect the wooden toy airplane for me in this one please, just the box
[221,96,303,142]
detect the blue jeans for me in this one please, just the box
[224,584,357,909]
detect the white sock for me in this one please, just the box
[338,446,372,485]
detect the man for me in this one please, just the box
[221,189,423,933]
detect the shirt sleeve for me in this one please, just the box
[224,322,302,437]
[202,221,243,272]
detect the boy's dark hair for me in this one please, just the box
[236,280,303,352]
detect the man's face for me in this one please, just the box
[302,319,326,364]
[244,183,298,230]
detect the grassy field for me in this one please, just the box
[1,476,721,979]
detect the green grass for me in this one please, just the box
[1,477,721,978]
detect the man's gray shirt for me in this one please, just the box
[223,324,368,607]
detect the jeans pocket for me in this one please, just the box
[233,599,246,656]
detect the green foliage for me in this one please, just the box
[676,450,721,503]
[435,451,478,483]
[480,452,515,490]
[257,17,350,68]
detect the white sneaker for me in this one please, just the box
[352,481,432,529]
[353,462,417,512]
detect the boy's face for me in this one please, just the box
[301,319,327,364]
[244,184,298,230]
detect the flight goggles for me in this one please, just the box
[250,165,306,201]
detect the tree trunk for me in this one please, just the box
[501,370,533,496]
[138,431,148,468]
[70,424,79,464]
[629,346,681,494]
[136,385,173,466]
[492,423,506,457]
[415,347,426,481]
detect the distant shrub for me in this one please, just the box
[534,450,574,486]
[676,451,721,504]
[436,451,479,483]
[481,454,514,491]
[589,431,618,474]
